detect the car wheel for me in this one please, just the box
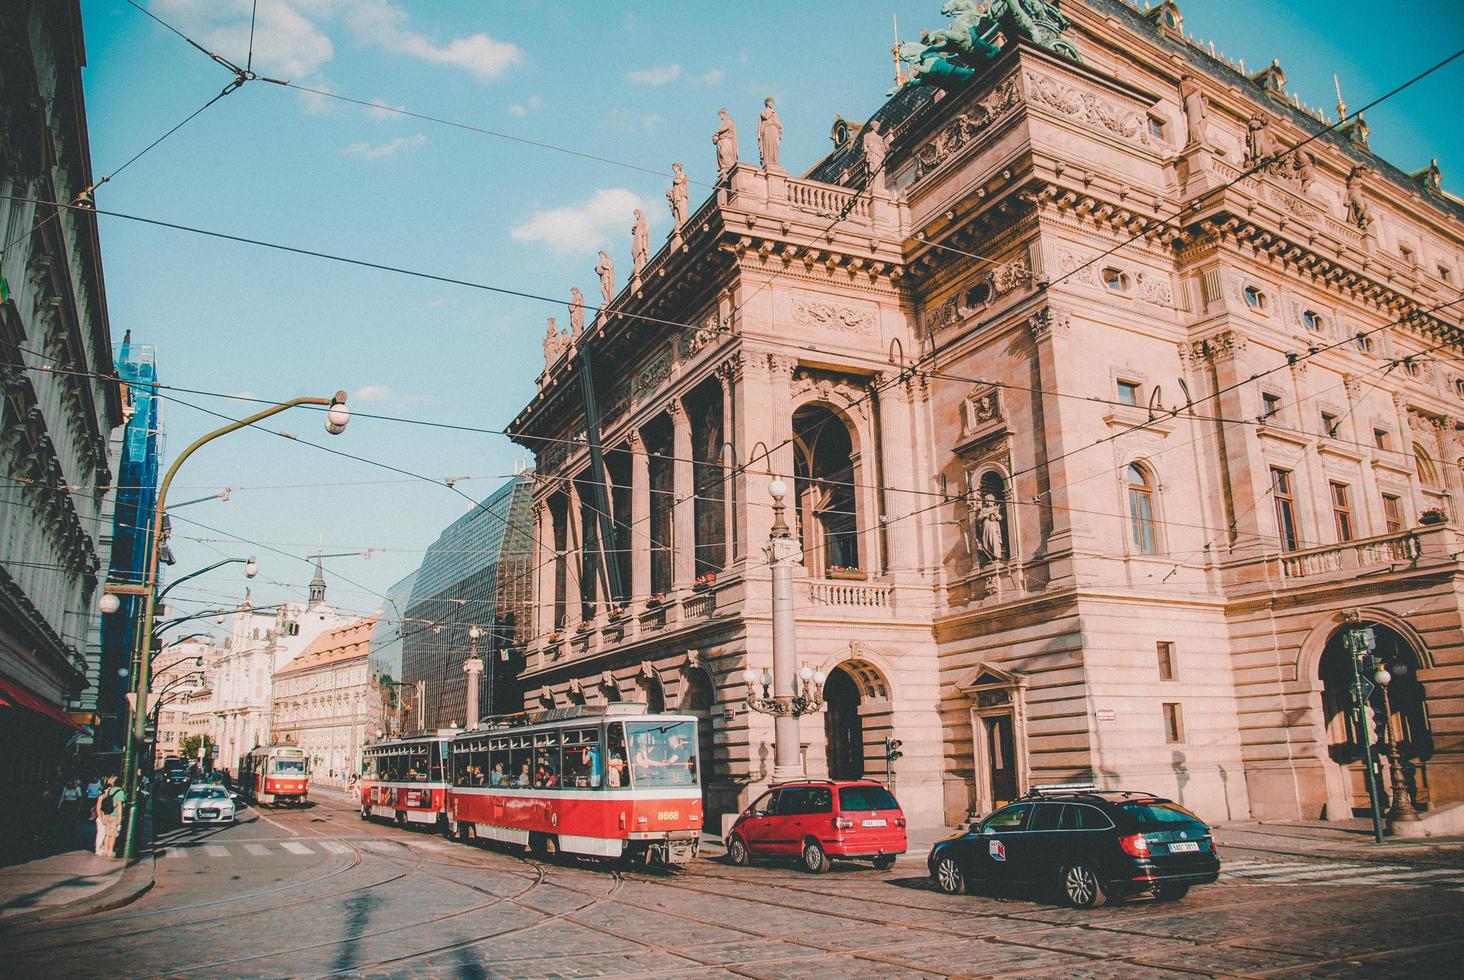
[873,855,896,871]
[801,840,829,874]
[1060,861,1103,909]
[727,835,750,866]
[933,854,966,895]
[1152,881,1190,902]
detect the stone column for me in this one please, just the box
[671,399,696,590]
[875,373,919,575]
[630,430,651,603]
[533,501,555,638]
[717,355,741,563]
[566,476,587,627]
[1394,395,1425,520]
[1025,307,1087,584]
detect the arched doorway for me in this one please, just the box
[824,667,865,780]
[1319,623,1433,812]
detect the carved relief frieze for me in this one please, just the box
[677,310,723,361]
[792,367,869,419]
[1135,271,1175,308]
[912,75,1021,180]
[960,385,1002,437]
[1055,248,1098,286]
[632,350,673,401]
[1023,71,1153,150]
[923,296,960,335]
[790,295,877,336]
[992,255,1034,295]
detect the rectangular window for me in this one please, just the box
[1262,392,1282,420]
[1320,411,1338,437]
[1271,467,1299,551]
[1162,703,1185,743]
[1116,380,1140,406]
[1330,482,1354,542]
[1146,115,1166,141]
[1399,244,1415,265]
[1374,428,1391,450]
[1440,264,1453,284]
[1382,493,1404,534]
[1156,641,1175,681]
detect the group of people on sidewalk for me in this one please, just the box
[51,773,128,858]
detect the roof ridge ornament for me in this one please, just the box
[895,0,1081,94]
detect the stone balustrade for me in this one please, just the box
[784,178,870,220]
[808,579,893,609]
[1278,529,1423,580]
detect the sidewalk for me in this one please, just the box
[0,804,156,925]
[1213,818,1464,866]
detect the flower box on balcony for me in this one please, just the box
[645,594,667,609]
[693,573,717,592]
[827,567,867,581]
[605,604,627,621]
[1420,508,1448,526]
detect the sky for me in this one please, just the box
[78,0,1464,638]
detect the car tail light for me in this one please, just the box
[895,816,907,829]
[833,816,855,830]
[1119,833,1150,858]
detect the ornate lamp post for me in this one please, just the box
[742,478,824,782]
[1374,663,1421,827]
[463,625,485,730]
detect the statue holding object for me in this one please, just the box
[898,0,1081,93]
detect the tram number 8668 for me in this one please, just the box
[657,810,680,821]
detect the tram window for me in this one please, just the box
[605,724,628,788]
[626,720,698,787]
[273,756,306,774]
[562,730,602,788]
[406,747,430,782]
[362,756,376,778]
[490,738,510,786]
[533,734,561,789]
[510,738,531,787]
[430,741,446,783]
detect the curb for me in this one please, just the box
[0,852,155,930]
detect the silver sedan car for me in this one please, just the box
[180,784,238,823]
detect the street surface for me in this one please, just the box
[4,791,1463,979]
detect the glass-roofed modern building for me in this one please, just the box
[400,475,534,731]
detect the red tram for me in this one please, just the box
[359,732,453,829]
[447,704,702,866]
[240,744,310,805]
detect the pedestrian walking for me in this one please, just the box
[85,774,103,803]
[94,776,126,857]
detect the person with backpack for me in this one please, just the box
[94,776,125,857]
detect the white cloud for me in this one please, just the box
[511,188,650,255]
[700,68,726,86]
[343,1,523,82]
[342,133,426,158]
[626,64,682,86]
[601,107,664,135]
[354,385,394,404]
[506,94,542,118]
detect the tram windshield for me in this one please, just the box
[626,720,698,787]
[272,757,306,774]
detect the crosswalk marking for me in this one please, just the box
[321,840,352,854]
[280,841,314,855]
[243,843,271,856]
[160,847,187,860]
[1223,858,1464,889]
[204,844,230,857]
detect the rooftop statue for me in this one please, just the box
[595,250,616,308]
[758,98,783,170]
[713,108,738,181]
[666,162,689,230]
[899,0,1081,92]
[632,209,650,277]
[568,287,585,335]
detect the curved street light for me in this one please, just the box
[120,390,350,859]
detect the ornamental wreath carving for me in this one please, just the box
[924,297,960,334]
[677,311,723,360]
[790,297,877,335]
[1024,71,1153,149]
[632,350,673,400]
[992,255,1034,295]
[913,76,1021,180]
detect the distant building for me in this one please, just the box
[150,636,213,767]
[367,570,415,738]
[94,334,162,755]
[0,0,123,855]
[210,560,350,772]
[272,616,375,784]
[400,476,534,731]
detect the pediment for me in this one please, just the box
[956,661,1023,692]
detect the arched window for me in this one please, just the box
[1415,444,1442,490]
[1126,463,1158,555]
[793,404,860,575]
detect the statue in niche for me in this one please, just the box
[1179,75,1212,150]
[862,120,887,180]
[568,287,585,335]
[974,492,1006,563]
[713,108,738,181]
[595,250,615,308]
[631,209,649,278]
[757,98,783,170]
[666,162,689,230]
[1345,165,1373,229]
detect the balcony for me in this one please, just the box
[1229,524,1458,591]
[807,578,892,610]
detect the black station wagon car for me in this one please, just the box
[927,785,1221,907]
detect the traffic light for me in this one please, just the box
[885,736,903,762]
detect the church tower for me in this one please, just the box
[307,557,327,608]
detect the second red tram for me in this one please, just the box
[239,744,310,805]
[359,732,453,829]
[447,705,703,865]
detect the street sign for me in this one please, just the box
[1351,677,1375,705]
[124,692,160,715]
[1096,709,1117,722]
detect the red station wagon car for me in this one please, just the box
[727,779,907,873]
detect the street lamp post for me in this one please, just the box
[464,625,485,730]
[119,390,350,860]
[1374,664,1421,828]
[742,479,824,783]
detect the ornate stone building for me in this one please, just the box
[508,0,1464,829]
[0,0,122,837]
[150,635,213,766]
[272,615,374,785]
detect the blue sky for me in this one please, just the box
[79,1,1464,634]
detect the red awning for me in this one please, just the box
[0,675,85,731]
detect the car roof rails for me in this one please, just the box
[1024,781,1100,798]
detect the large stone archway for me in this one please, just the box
[818,657,893,783]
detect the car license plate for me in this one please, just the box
[199,809,218,819]
[862,818,887,828]
[1169,841,1199,853]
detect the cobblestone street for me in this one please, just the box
[4,794,1462,978]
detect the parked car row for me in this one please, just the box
[725,779,1220,908]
